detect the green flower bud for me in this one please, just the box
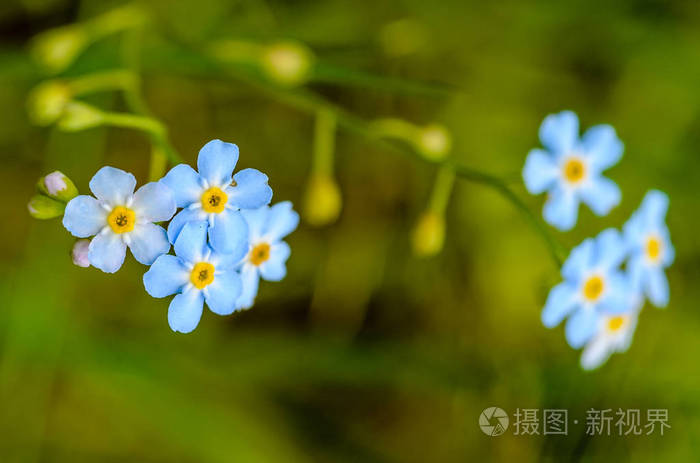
[57,102,104,131]
[304,173,342,226]
[30,25,88,74]
[411,211,445,257]
[415,124,452,161]
[27,195,65,219]
[260,41,314,87]
[37,171,78,202]
[26,81,72,126]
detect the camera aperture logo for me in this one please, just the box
[480,407,509,436]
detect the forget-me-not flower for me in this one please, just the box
[236,201,299,310]
[623,190,675,307]
[542,228,632,348]
[161,139,273,257]
[143,221,245,333]
[63,166,176,273]
[523,111,623,231]
[580,293,642,370]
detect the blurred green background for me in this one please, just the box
[1,0,699,461]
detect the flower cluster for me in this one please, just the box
[60,139,298,333]
[524,112,674,369]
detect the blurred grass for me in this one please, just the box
[1,0,700,461]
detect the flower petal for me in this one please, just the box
[598,271,633,314]
[204,270,242,315]
[640,189,669,226]
[197,139,238,186]
[160,164,203,208]
[236,264,260,310]
[259,241,290,282]
[580,335,613,370]
[209,247,246,271]
[88,232,127,273]
[541,282,579,328]
[581,124,623,172]
[562,238,595,281]
[661,234,675,267]
[128,223,171,265]
[647,267,669,308]
[131,182,176,222]
[174,220,209,264]
[227,168,273,209]
[264,201,299,242]
[565,307,599,349]
[539,110,579,155]
[209,209,249,256]
[241,206,269,241]
[543,187,579,231]
[580,176,621,217]
[167,207,207,244]
[168,289,205,334]
[627,254,647,293]
[143,254,188,298]
[594,228,627,270]
[62,195,107,238]
[523,148,558,194]
[89,166,136,205]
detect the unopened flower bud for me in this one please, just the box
[261,41,314,87]
[37,171,78,202]
[71,239,91,268]
[57,102,104,131]
[27,194,65,219]
[415,124,451,161]
[30,25,88,74]
[303,174,342,226]
[27,81,72,126]
[411,211,445,257]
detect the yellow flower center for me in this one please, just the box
[607,316,625,332]
[583,275,604,302]
[563,158,585,184]
[249,242,271,266]
[107,206,135,234]
[201,187,228,213]
[646,237,661,261]
[190,262,215,289]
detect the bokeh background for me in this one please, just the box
[1,0,699,461]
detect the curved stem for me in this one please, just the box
[446,161,565,267]
[311,62,459,98]
[221,72,564,267]
[121,28,182,179]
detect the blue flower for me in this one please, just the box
[161,139,273,256]
[541,228,633,348]
[236,201,299,309]
[623,190,675,308]
[143,221,245,333]
[580,297,642,370]
[523,111,623,231]
[63,166,176,273]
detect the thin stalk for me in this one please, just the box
[226,71,565,267]
[428,166,456,216]
[313,109,336,176]
[121,28,181,178]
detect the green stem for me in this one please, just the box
[68,69,136,95]
[428,166,456,216]
[101,112,163,135]
[447,161,565,267]
[313,109,336,176]
[312,62,458,98]
[226,72,564,268]
[121,28,181,178]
